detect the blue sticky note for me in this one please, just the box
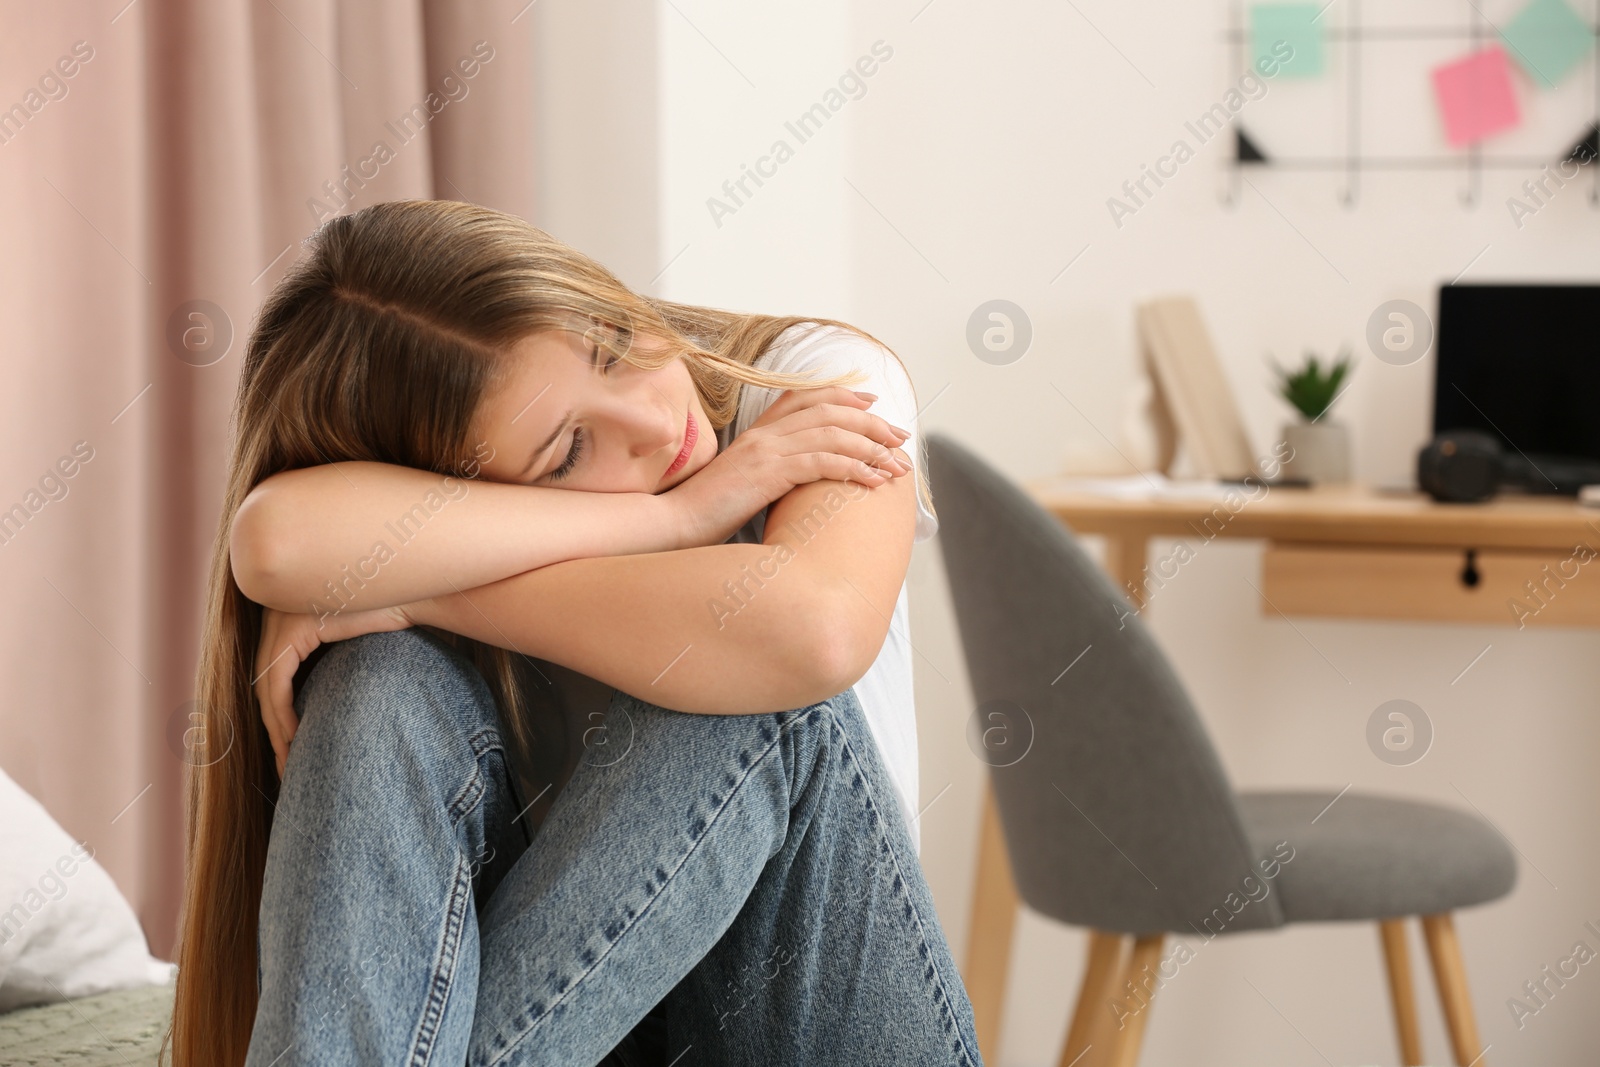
[1251,4,1326,78]
[1501,0,1595,88]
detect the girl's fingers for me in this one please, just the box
[824,454,896,485]
[771,426,912,473]
[755,386,875,426]
[254,610,303,778]
[783,402,910,448]
[267,646,299,746]
[254,671,286,774]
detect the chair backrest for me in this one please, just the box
[926,434,1283,934]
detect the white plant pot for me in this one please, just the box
[1279,420,1351,485]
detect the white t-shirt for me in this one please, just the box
[717,322,938,850]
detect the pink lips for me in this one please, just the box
[664,412,698,478]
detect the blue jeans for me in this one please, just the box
[246,629,980,1066]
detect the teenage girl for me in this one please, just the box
[165,199,980,1066]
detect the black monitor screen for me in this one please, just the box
[1434,284,1600,462]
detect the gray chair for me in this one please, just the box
[926,433,1516,1067]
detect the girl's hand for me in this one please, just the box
[254,604,414,779]
[664,387,911,547]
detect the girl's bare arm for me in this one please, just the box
[251,448,916,773]
[411,465,917,714]
[231,388,909,616]
[231,462,687,615]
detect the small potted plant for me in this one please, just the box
[1272,348,1353,484]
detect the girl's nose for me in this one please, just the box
[609,386,681,460]
[629,412,681,458]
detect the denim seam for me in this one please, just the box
[413,726,500,1063]
[407,850,475,1067]
[446,727,503,827]
[483,705,821,1066]
[827,710,980,1067]
[467,725,502,759]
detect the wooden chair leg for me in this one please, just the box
[1107,934,1165,1067]
[965,781,1020,1061]
[1379,919,1424,1066]
[1421,913,1487,1066]
[1059,930,1126,1067]
[1105,535,1149,610]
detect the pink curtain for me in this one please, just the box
[0,0,536,958]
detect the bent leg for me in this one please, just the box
[468,687,980,1067]
[657,688,980,1065]
[247,629,528,1067]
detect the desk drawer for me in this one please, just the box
[1260,543,1600,628]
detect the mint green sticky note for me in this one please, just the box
[1251,4,1326,78]
[1501,0,1595,88]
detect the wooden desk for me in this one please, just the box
[1029,482,1600,628]
[959,483,1600,1062]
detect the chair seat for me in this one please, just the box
[1236,790,1517,922]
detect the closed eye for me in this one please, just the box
[543,342,615,483]
[548,427,585,482]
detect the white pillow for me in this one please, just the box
[0,767,176,1012]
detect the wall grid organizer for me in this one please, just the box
[1222,0,1600,208]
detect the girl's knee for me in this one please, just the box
[296,630,501,757]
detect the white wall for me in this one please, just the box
[532,0,661,287]
[549,1,1600,1062]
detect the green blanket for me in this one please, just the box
[0,982,174,1067]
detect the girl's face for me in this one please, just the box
[472,327,716,493]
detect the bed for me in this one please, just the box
[0,981,173,1067]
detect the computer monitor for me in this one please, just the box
[1433,284,1600,464]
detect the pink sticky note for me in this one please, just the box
[1431,47,1521,147]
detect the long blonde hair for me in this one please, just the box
[165,199,930,1065]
